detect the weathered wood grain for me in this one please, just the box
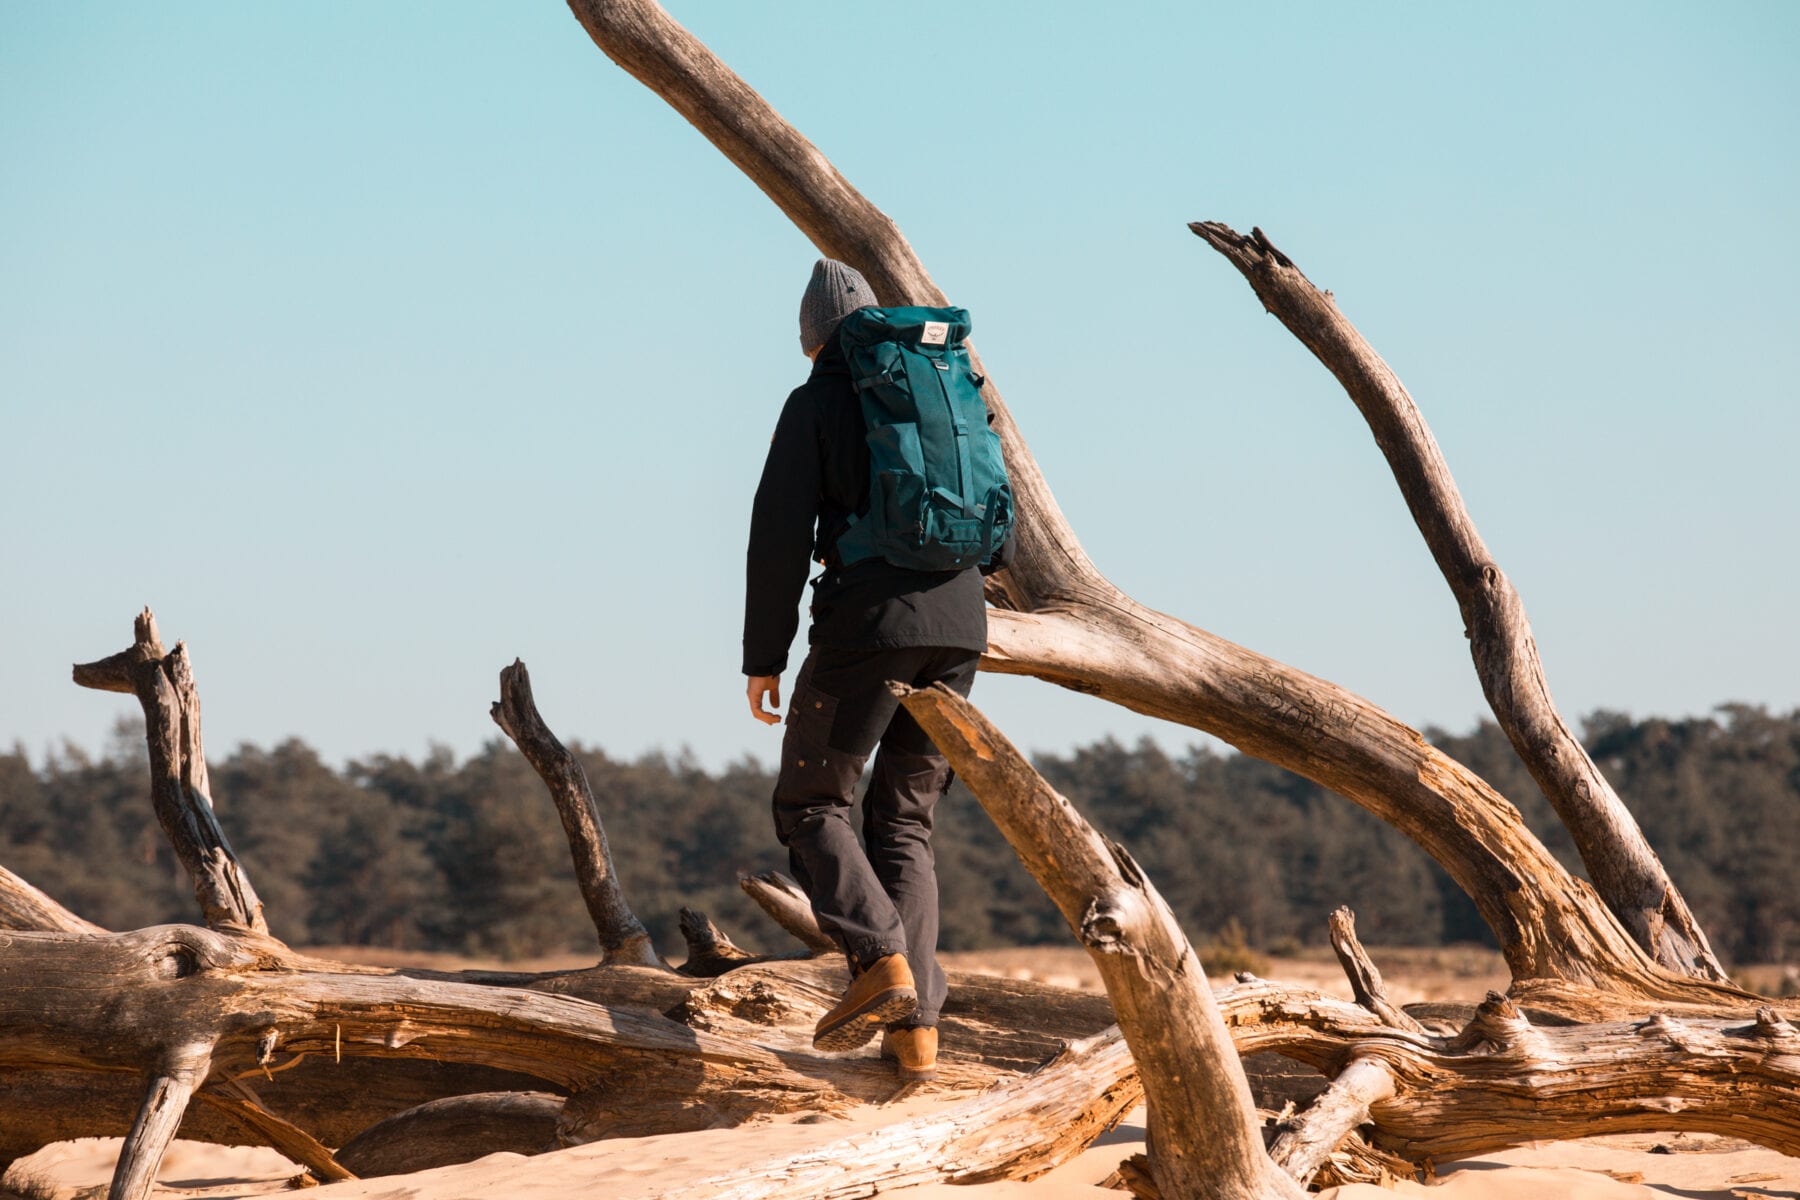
[1269,1057,1397,1185]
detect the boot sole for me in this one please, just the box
[895,1063,938,1082]
[813,987,919,1053]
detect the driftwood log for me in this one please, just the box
[902,684,1800,1188]
[562,0,1731,1002]
[0,626,1132,1195]
[899,683,1303,1200]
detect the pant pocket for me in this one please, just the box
[787,675,841,749]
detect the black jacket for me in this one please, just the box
[742,334,1014,677]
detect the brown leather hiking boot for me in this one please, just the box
[813,954,917,1052]
[879,1025,938,1082]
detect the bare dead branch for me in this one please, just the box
[489,658,661,966]
[71,608,265,934]
[110,1046,213,1200]
[1187,219,1726,983]
[558,0,1727,999]
[738,870,836,954]
[193,1083,355,1183]
[1328,907,1427,1035]
[676,907,759,977]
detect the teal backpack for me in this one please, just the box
[834,306,1012,573]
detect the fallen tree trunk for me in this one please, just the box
[4,889,1792,1187]
[559,0,1729,999]
[0,1059,557,1171]
[0,925,848,1110]
[980,604,1732,1003]
[900,682,1303,1200]
[0,911,1120,1165]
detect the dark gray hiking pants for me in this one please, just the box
[770,644,979,1029]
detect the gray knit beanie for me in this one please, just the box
[798,258,875,352]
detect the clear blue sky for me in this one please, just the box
[3,2,1795,771]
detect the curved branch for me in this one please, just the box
[981,607,1738,1002]
[1188,220,1725,983]
[563,0,1094,607]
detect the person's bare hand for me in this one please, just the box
[747,675,782,726]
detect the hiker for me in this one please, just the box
[742,258,1013,1081]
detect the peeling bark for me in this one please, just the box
[1269,1057,1397,1185]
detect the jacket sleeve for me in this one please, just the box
[743,388,822,677]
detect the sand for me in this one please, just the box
[9,947,1793,1200]
[14,1112,1797,1200]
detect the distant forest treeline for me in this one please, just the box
[3,705,1796,965]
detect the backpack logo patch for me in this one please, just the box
[921,321,949,347]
